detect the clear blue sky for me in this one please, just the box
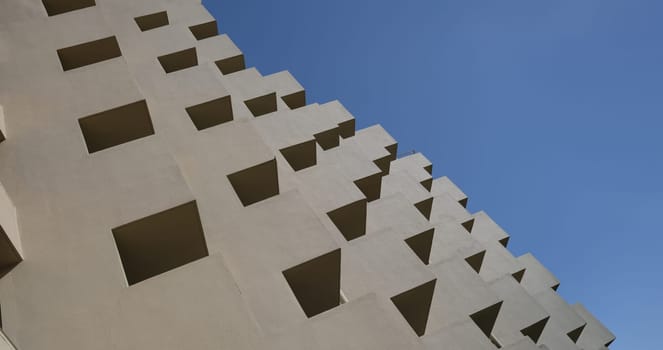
[204,1,662,348]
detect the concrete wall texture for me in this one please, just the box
[0,1,614,349]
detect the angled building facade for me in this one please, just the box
[0,1,614,349]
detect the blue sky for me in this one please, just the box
[204,1,662,348]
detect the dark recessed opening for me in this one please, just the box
[227,159,279,206]
[338,119,355,139]
[244,93,277,117]
[112,201,209,285]
[461,218,475,233]
[567,324,586,343]
[283,249,341,318]
[465,250,486,273]
[385,144,398,160]
[189,21,218,40]
[327,200,367,241]
[78,100,154,153]
[458,197,469,208]
[57,36,121,71]
[520,317,549,344]
[414,198,433,220]
[215,55,245,75]
[353,173,382,202]
[0,130,5,143]
[420,178,433,192]
[134,11,169,32]
[499,237,510,248]
[404,229,434,265]
[374,155,392,176]
[0,225,21,279]
[314,128,340,150]
[424,164,433,175]
[390,279,437,337]
[551,283,560,291]
[280,140,316,171]
[42,0,95,16]
[281,91,306,110]
[512,269,526,283]
[158,48,197,73]
[185,96,233,130]
[470,301,503,339]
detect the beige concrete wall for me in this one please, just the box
[0,1,613,349]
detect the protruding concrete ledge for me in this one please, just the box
[567,323,586,343]
[57,36,121,71]
[520,316,549,344]
[0,225,21,279]
[281,91,306,110]
[189,21,218,40]
[78,100,155,153]
[135,11,169,32]
[244,92,277,117]
[431,176,468,207]
[573,303,616,349]
[227,159,279,206]
[353,173,382,202]
[215,55,245,75]
[465,250,486,273]
[158,48,198,73]
[42,0,95,16]
[280,140,316,171]
[517,253,560,295]
[185,96,233,130]
[470,301,503,339]
[512,268,526,283]
[414,198,433,220]
[327,199,367,241]
[111,201,209,285]
[405,229,434,265]
[391,279,437,336]
[282,248,341,318]
[314,128,340,150]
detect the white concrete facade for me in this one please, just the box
[0,1,614,349]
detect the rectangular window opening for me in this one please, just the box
[78,100,154,153]
[227,159,279,206]
[158,48,198,73]
[283,249,341,318]
[43,0,95,16]
[112,201,209,285]
[189,21,218,40]
[185,96,233,131]
[57,36,122,71]
[135,11,169,32]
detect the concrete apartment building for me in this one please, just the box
[0,0,614,349]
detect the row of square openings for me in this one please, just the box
[77,87,306,154]
[42,0,215,44]
[54,10,243,77]
[108,200,432,337]
[282,250,553,344]
[56,35,242,75]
